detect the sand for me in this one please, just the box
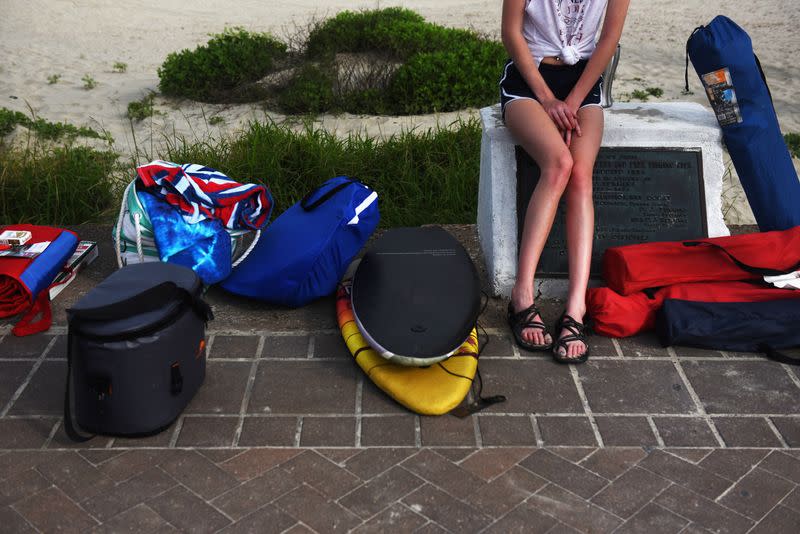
[1,0,798,224]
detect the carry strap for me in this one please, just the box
[11,291,52,337]
[68,282,213,328]
[763,345,800,366]
[684,25,704,93]
[450,367,507,417]
[753,53,774,106]
[450,294,507,417]
[301,177,360,212]
[63,330,94,442]
[683,240,800,277]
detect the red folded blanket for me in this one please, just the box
[0,225,78,336]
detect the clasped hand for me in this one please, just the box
[541,98,582,147]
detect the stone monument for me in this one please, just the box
[477,102,729,297]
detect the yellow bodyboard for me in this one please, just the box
[337,282,477,415]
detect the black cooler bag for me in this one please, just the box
[65,262,212,440]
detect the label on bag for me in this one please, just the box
[701,68,743,126]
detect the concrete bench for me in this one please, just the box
[477,102,729,298]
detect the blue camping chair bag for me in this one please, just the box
[221,176,379,307]
[687,16,800,231]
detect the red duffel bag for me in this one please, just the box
[603,226,800,295]
[588,280,800,338]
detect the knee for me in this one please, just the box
[540,151,573,191]
[566,166,593,197]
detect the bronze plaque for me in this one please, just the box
[516,147,707,276]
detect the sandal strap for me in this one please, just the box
[555,334,584,346]
[509,303,541,323]
[509,303,550,334]
[555,313,588,350]
[558,314,586,337]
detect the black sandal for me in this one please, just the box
[507,302,553,352]
[552,312,590,364]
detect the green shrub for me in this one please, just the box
[0,143,121,225]
[127,93,159,121]
[305,8,426,58]
[156,9,507,115]
[386,41,506,114]
[0,107,109,141]
[295,8,506,115]
[276,63,336,114]
[0,108,29,136]
[158,28,287,102]
[785,132,800,158]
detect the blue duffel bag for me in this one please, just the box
[220,176,379,307]
[656,298,800,364]
[686,16,800,232]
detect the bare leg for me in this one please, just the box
[504,99,574,346]
[557,106,604,359]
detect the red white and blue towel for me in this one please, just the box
[136,160,272,230]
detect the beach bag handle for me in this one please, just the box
[682,240,800,277]
[301,177,362,211]
[114,181,145,268]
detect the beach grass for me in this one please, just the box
[153,118,482,227]
[3,117,481,227]
[0,139,123,225]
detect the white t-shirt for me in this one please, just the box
[523,0,609,65]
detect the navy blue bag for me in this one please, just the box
[656,298,800,364]
[220,176,379,307]
[686,16,800,232]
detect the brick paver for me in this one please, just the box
[3,227,800,532]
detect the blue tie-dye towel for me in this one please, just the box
[139,191,232,284]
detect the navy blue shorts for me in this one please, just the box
[499,59,603,120]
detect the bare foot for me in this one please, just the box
[508,300,553,348]
[553,312,588,361]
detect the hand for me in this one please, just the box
[541,98,577,132]
[564,96,583,139]
[561,128,573,148]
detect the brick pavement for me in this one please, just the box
[2,324,800,533]
[2,224,800,532]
